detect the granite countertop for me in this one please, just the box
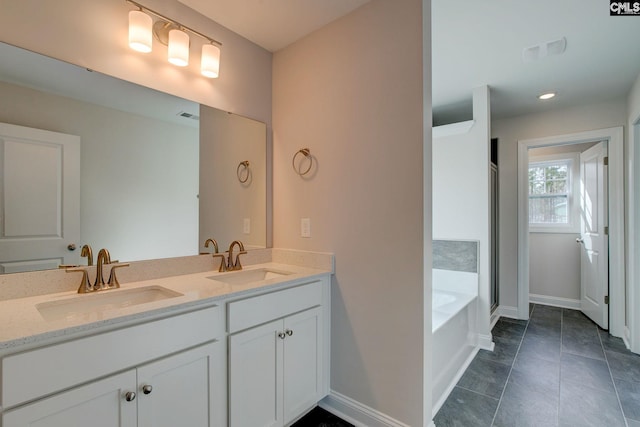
[0,263,330,352]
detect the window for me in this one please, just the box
[528,154,579,233]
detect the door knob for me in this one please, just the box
[142,384,153,395]
[67,243,77,251]
[278,332,286,340]
[124,391,136,402]
[286,329,293,337]
[576,237,584,244]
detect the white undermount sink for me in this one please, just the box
[36,286,183,322]
[207,268,293,286]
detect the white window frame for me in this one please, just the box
[528,153,580,233]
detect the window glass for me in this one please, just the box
[528,161,570,225]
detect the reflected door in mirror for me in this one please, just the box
[0,123,80,273]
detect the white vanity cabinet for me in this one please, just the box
[3,370,138,427]
[1,305,226,427]
[227,279,330,427]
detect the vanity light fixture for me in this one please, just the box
[538,92,556,100]
[201,43,221,78]
[126,0,222,77]
[168,28,189,66]
[128,9,153,53]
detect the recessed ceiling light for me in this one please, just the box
[538,92,556,100]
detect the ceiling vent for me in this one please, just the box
[178,111,200,121]
[523,37,566,62]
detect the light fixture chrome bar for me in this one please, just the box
[126,0,222,46]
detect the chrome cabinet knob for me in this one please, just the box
[576,237,584,244]
[286,329,293,337]
[278,332,286,339]
[67,243,77,251]
[125,391,136,402]
[142,384,153,395]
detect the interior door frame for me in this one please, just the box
[517,127,624,338]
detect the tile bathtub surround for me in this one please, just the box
[435,304,640,427]
[432,240,479,273]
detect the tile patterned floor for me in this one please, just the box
[435,304,640,427]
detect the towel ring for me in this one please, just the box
[292,148,313,176]
[237,160,250,183]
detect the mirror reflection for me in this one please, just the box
[0,42,267,274]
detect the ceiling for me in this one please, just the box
[177,0,370,52]
[181,0,640,124]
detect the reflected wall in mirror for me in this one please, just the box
[0,42,267,274]
[199,107,266,250]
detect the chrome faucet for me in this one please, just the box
[227,240,247,271]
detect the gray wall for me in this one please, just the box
[0,81,198,261]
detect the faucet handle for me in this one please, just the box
[107,263,130,288]
[66,267,92,293]
[234,251,248,270]
[212,253,228,272]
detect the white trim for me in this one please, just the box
[517,127,625,337]
[529,293,581,310]
[431,346,479,419]
[490,310,500,328]
[630,121,640,354]
[528,153,581,234]
[477,333,494,351]
[319,391,410,427]
[498,305,520,319]
[432,120,475,138]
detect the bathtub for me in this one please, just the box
[432,268,479,415]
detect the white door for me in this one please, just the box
[2,370,137,427]
[0,122,80,273]
[579,141,609,329]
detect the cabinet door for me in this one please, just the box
[137,341,224,427]
[283,307,323,425]
[2,370,137,427]
[229,319,283,427]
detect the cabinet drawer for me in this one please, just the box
[228,282,322,333]
[1,304,222,409]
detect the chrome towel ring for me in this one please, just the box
[237,160,250,183]
[292,148,313,176]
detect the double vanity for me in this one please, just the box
[0,251,333,427]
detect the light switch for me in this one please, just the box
[301,218,311,238]
[243,218,250,234]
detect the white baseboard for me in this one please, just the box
[319,391,410,427]
[477,333,494,351]
[529,293,580,310]
[431,345,479,418]
[498,305,519,319]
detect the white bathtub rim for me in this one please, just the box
[432,290,477,333]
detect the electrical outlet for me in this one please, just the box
[301,218,311,238]
[243,218,250,234]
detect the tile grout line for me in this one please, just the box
[597,325,630,427]
[489,305,533,427]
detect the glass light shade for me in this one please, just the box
[168,29,189,67]
[128,10,152,53]
[201,44,221,78]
